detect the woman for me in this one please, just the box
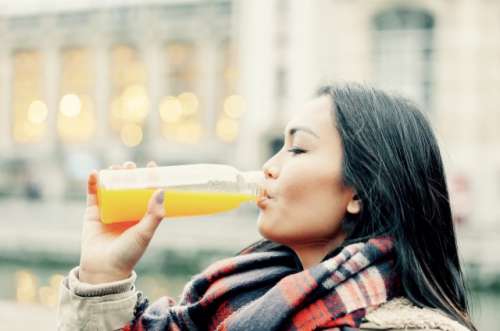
[58,83,476,331]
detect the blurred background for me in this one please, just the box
[0,0,499,329]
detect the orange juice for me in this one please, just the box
[98,188,257,224]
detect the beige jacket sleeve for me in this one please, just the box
[57,267,140,331]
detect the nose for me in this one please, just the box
[262,160,278,179]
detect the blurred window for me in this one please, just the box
[159,5,197,20]
[9,16,40,30]
[110,8,141,30]
[215,39,243,144]
[159,41,202,144]
[109,44,149,148]
[57,12,92,27]
[11,50,47,144]
[58,47,96,144]
[372,7,434,110]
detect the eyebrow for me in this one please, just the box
[284,126,319,139]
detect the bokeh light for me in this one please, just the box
[159,96,183,123]
[223,95,246,119]
[120,123,143,147]
[57,95,96,144]
[27,100,48,124]
[178,92,199,116]
[216,117,239,142]
[59,94,82,117]
[16,270,37,304]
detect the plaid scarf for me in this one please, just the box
[124,236,400,331]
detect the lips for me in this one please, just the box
[257,196,272,209]
[257,187,274,209]
[259,188,274,200]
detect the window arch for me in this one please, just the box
[372,7,435,110]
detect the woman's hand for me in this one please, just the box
[78,161,165,284]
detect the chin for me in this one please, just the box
[256,213,268,235]
[257,213,278,241]
[257,213,290,245]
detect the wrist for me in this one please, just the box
[68,267,137,297]
[78,267,131,285]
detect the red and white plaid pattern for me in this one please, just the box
[124,237,400,331]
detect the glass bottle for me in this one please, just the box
[97,164,264,224]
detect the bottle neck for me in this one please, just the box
[240,171,264,197]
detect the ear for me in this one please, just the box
[346,194,361,214]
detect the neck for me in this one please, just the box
[289,234,346,270]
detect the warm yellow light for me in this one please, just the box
[121,123,143,147]
[27,100,48,124]
[58,106,95,143]
[13,122,31,143]
[110,97,124,131]
[39,286,58,307]
[16,270,38,303]
[122,84,149,122]
[13,115,46,143]
[123,84,147,100]
[49,274,64,288]
[167,44,188,65]
[60,94,82,117]
[224,67,238,84]
[111,98,121,118]
[39,274,65,307]
[175,121,202,144]
[178,92,199,115]
[216,117,239,142]
[80,94,94,113]
[223,95,246,119]
[159,96,183,123]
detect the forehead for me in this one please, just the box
[285,96,335,136]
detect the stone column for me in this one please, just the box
[0,34,12,154]
[197,37,218,143]
[94,36,110,158]
[42,42,59,154]
[287,0,321,116]
[234,0,276,170]
[143,37,162,160]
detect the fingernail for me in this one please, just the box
[156,190,164,205]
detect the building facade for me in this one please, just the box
[0,0,499,229]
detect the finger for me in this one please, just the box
[86,170,98,207]
[128,189,165,245]
[146,161,157,167]
[109,164,122,170]
[123,161,136,169]
[85,170,100,222]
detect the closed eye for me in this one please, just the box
[287,147,306,155]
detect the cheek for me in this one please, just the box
[280,166,339,207]
[258,165,350,243]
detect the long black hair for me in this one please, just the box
[242,83,476,330]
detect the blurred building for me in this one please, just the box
[0,0,255,199]
[0,0,499,228]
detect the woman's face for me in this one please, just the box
[257,96,358,246]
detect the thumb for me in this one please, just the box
[128,189,165,244]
